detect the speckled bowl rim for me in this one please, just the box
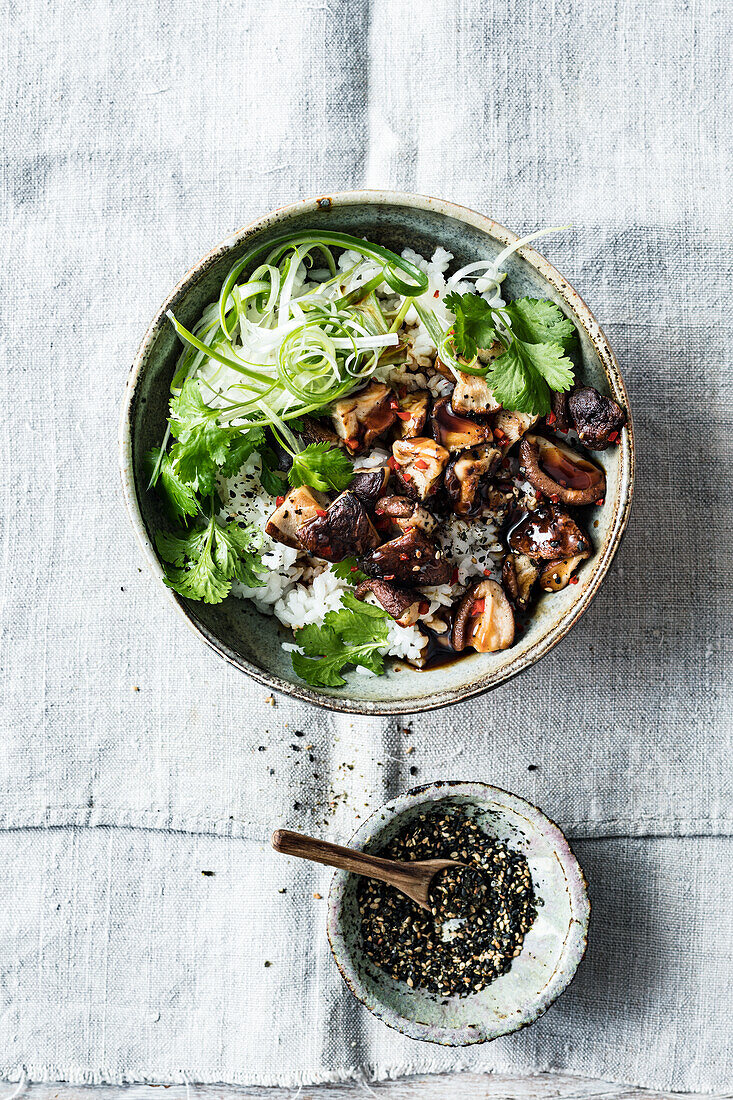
[119,190,634,714]
[326,780,590,1045]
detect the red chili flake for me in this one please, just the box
[399,553,409,561]
[558,427,568,433]
[434,290,440,298]
[596,497,605,506]
[549,493,560,503]
[395,410,412,421]
[546,411,556,425]
[275,495,285,506]
[483,568,491,577]
[383,574,395,580]
[419,600,430,614]
[450,567,459,585]
[494,428,505,442]
[389,398,399,410]
[414,458,429,470]
[315,508,327,517]
[471,598,485,616]
[608,430,619,442]
[350,566,358,572]
[388,456,399,470]
[569,576,579,584]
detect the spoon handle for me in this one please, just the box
[272,828,423,891]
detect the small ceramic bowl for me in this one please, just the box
[119,190,634,714]
[326,781,589,1045]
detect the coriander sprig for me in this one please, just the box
[290,592,390,687]
[442,293,576,416]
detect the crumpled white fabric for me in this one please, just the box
[0,0,730,1091]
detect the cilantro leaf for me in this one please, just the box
[487,339,575,416]
[442,291,577,416]
[444,292,498,360]
[155,511,265,604]
[220,427,265,478]
[168,380,265,493]
[144,447,199,521]
[330,558,368,584]
[258,445,288,496]
[290,592,390,687]
[288,443,354,493]
[502,297,576,349]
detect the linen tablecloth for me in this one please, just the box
[1,0,731,1091]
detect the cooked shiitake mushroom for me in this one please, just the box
[330,382,398,454]
[393,390,430,439]
[444,445,501,516]
[391,437,449,500]
[373,495,439,536]
[349,465,391,508]
[518,433,605,506]
[298,491,380,562]
[452,579,515,653]
[431,397,494,452]
[451,373,501,416]
[297,415,343,448]
[265,486,331,549]
[538,553,589,592]
[361,526,452,586]
[508,504,590,562]
[502,552,540,610]
[546,390,570,432]
[354,579,429,627]
[568,386,627,450]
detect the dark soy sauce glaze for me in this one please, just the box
[539,448,596,491]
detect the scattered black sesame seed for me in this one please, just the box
[527,764,539,772]
[201,870,215,877]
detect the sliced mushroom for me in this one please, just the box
[330,382,398,454]
[452,579,515,653]
[492,409,538,452]
[508,504,591,562]
[354,579,429,627]
[502,552,540,610]
[361,526,452,586]
[265,486,331,549]
[546,390,570,433]
[391,437,449,501]
[452,372,501,416]
[349,465,390,508]
[444,445,502,516]
[297,415,343,448]
[538,554,588,592]
[393,390,430,439]
[298,490,380,562]
[431,397,494,452]
[518,433,605,505]
[374,495,439,536]
[568,386,627,450]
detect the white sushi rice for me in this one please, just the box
[217,246,508,662]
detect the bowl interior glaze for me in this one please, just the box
[120,192,633,713]
[326,782,590,1045]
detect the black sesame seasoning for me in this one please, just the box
[357,805,536,997]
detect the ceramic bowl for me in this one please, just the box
[326,781,589,1044]
[119,190,634,714]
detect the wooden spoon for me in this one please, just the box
[272,828,462,911]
